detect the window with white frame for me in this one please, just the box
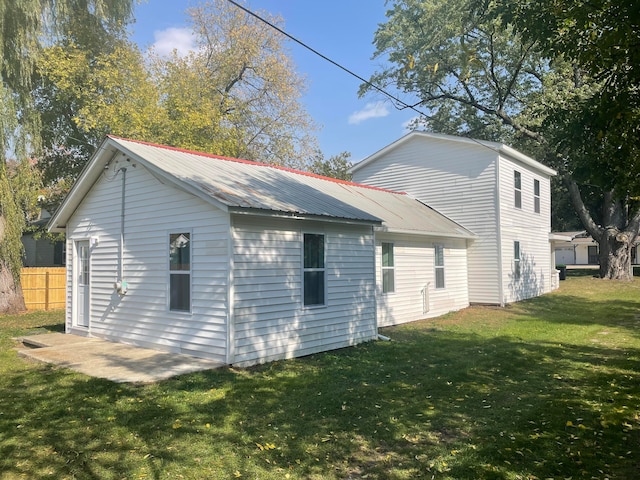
[435,245,445,289]
[381,242,395,293]
[514,170,522,209]
[514,241,521,279]
[303,233,325,306]
[534,179,541,213]
[169,232,191,312]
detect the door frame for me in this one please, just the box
[73,239,91,330]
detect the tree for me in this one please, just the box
[308,151,352,181]
[363,0,639,279]
[37,38,166,205]
[0,0,134,312]
[156,0,318,168]
[484,0,640,279]
[35,0,318,211]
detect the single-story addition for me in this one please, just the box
[48,136,475,366]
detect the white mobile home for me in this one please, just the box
[48,136,474,365]
[351,131,558,305]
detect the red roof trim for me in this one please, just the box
[107,135,405,195]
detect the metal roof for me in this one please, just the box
[49,136,475,239]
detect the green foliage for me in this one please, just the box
[35,0,319,213]
[478,0,640,195]
[0,159,41,281]
[308,151,352,181]
[364,0,546,143]
[0,0,134,306]
[365,0,640,278]
[36,38,164,193]
[1,277,639,478]
[155,0,317,168]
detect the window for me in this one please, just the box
[303,233,325,306]
[534,179,541,213]
[514,241,521,279]
[169,232,191,312]
[435,245,445,288]
[588,245,599,264]
[514,171,522,209]
[381,242,395,293]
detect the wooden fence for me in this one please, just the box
[20,267,66,311]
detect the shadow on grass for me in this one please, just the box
[2,325,638,479]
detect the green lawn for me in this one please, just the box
[1,276,639,479]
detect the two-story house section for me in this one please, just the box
[351,131,557,306]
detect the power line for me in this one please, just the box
[224,0,425,116]
[224,0,504,156]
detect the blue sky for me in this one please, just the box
[129,1,417,162]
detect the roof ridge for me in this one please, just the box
[107,135,405,195]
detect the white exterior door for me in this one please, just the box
[75,241,90,328]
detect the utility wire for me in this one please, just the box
[225,0,506,156]
[224,0,425,116]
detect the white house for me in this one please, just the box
[554,231,639,266]
[351,131,558,305]
[48,136,474,366]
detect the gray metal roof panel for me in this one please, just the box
[108,137,476,238]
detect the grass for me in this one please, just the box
[1,276,639,479]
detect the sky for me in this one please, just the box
[129,0,417,163]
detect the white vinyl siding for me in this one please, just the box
[231,217,376,366]
[375,234,469,327]
[354,134,555,306]
[497,155,553,303]
[353,134,499,304]
[65,154,229,362]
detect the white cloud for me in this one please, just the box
[152,27,196,57]
[348,102,390,125]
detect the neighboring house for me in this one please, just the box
[554,231,639,265]
[351,131,558,305]
[48,136,475,366]
[22,210,65,267]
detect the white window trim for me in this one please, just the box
[534,179,541,214]
[514,170,522,209]
[381,242,395,294]
[434,244,445,289]
[168,229,193,314]
[514,240,521,280]
[302,231,327,308]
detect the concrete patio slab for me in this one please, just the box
[15,333,225,383]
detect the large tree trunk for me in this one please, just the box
[598,229,634,280]
[566,180,639,280]
[0,261,26,313]
[0,215,27,314]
